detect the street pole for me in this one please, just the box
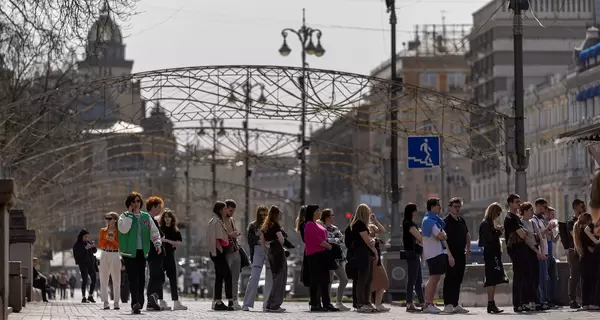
[212,118,218,204]
[184,147,192,293]
[387,0,403,247]
[244,82,251,232]
[509,0,529,200]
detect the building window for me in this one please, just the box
[419,72,438,89]
[447,72,465,91]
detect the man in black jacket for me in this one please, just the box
[73,229,97,303]
[146,196,167,311]
[32,257,49,302]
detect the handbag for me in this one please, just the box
[239,247,250,269]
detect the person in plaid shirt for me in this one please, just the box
[320,209,350,311]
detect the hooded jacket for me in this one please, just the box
[73,230,97,266]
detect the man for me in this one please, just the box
[32,257,49,302]
[118,192,162,314]
[421,197,448,314]
[191,267,202,300]
[544,206,560,308]
[531,198,553,310]
[223,199,242,310]
[146,196,167,311]
[442,197,470,313]
[566,199,585,309]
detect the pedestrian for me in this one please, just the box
[544,206,560,307]
[402,204,424,312]
[531,198,552,310]
[206,201,234,311]
[159,209,188,310]
[304,204,339,312]
[191,267,202,300]
[478,202,507,314]
[68,274,76,298]
[58,271,68,300]
[566,199,585,308]
[99,212,121,310]
[319,209,350,311]
[118,192,163,314]
[368,212,389,312]
[145,196,167,311]
[261,206,287,313]
[573,212,598,310]
[421,198,448,314]
[442,197,470,313]
[243,205,272,311]
[223,199,242,310]
[32,257,49,302]
[345,204,376,313]
[73,229,97,303]
[295,206,309,289]
[517,202,545,311]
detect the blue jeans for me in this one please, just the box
[405,256,424,304]
[243,245,272,309]
[547,256,557,304]
[538,258,549,303]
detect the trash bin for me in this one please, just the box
[8,261,23,313]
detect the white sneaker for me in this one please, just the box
[103,302,110,310]
[454,305,469,313]
[442,304,455,313]
[172,300,188,310]
[423,304,442,314]
[375,305,390,312]
[232,301,242,310]
[242,306,250,311]
[159,300,171,311]
[357,305,374,313]
[336,303,351,311]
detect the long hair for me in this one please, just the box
[261,206,281,233]
[519,202,533,216]
[574,212,593,256]
[295,205,306,232]
[351,204,370,231]
[403,203,417,224]
[591,169,600,209]
[160,209,179,231]
[484,202,503,222]
[213,201,226,219]
[105,212,119,232]
[253,205,268,227]
[319,208,333,224]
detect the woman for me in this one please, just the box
[295,206,311,288]
[98,212,121,309]
[206,201,235,311]
[478,202,508,314]
[243,205,271,311]
[159,209,188,310]
[368,212,389,312]
[261,206,287,312]
[304,204,339,312]
[346,204,377,313]
[573,212,598,309]
[402,204,424,312]
[58,271,68,300]
[73,229,97,303]
[320,209,350,311]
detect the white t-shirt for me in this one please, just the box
[422,225,446,260]
[191,270,201,284]
[531,216,548,255]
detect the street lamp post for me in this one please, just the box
[228,81,267,233]
[198,118,226,204]
[279,8,325,205]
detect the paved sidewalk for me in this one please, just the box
[8,300,600,320]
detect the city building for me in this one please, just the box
[467,0,597,212]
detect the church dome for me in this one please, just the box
[87,2,122,45]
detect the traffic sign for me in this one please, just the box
[407,135,441,168]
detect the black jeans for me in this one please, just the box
[443,254,466,307]
[308,251,331,307]
[580,252,598,306]
[164,254,179,301]
[211,251,233,300]
[509,246,538,307]
[147,256,165,300]
[79,263,96,297]
[124,250,147,308]
[406,256,424,304]
[33,276,48,301]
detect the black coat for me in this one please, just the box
[73,230,97,266]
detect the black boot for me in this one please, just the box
[487,301,503,314]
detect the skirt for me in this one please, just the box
[370,260,389,292]
[483,247,508,287]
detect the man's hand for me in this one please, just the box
[448,255,456,267]
[156,246,162,254]
[465,250,471,260]
[537,252,546,260]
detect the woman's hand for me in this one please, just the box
[228,231,241,238]
[448,255,456,267]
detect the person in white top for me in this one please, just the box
[532,198,555,309]
[191,267,202,300]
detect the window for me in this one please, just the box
[419,72,438,89]
[447,72,466,91]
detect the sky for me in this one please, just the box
[113,0,492,151]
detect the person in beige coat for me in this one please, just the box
[206,201,236,311]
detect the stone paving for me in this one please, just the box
[9,299,600,320]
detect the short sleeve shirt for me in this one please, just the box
[443,215,469,257]
[263,223,282,242]
[504,212,525,248]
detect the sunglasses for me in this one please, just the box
[105,217,113,221]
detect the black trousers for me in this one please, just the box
[580,252,599,306]
[164,254,179,301]
[147,256,165,300]
[443,254,466,307]
[79,263,96,297]
[32,276,48,301]
[509,246,538,307]
[124,250,146,308]
[308,251,331,308]
[211,251,233,300]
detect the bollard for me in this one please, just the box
[20,267,27,307]
[8,261,22,313]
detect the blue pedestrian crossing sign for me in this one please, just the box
[407,136,441,168]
